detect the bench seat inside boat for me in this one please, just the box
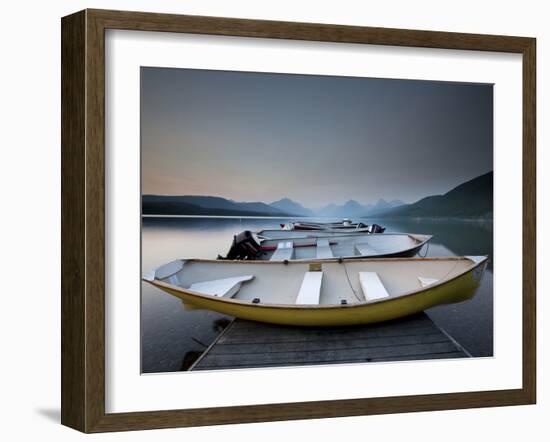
[295,271,323,305]
[359,272,390,301]
[270,241,294,261]
[418,276,439,288]
[316,238,334,259]
[189,275,254,298]
[354,243,379,257]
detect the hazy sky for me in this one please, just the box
[141,67,493,207]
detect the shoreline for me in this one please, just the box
[142,214,493,222]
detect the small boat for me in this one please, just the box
[258,229,386,240]
[281,219,385,233]
[275,226,373,235]
[222,230,431,260]
[143,256,488,326]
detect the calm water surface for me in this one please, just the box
[142,217,493,373]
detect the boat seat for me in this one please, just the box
[189,275,254,298]
[143,259,185,282]
[418,276,439,288]
[295,271,323,305]
[359,272,390,301]
[270,241,294,261]
[316,238,334,259]
[354,243,379,257]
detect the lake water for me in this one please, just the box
[141,217,493,373]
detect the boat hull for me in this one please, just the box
[256,233,431,261]
[147,258,487,327]
[257,228,372,239]
[282,220,371,232]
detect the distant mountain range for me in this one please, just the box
[315,199,405,218]
[269,198,315,217]
[142,194,404,217]
[142,195,292,217]
[372,171,493,219]
[142,172,492,219]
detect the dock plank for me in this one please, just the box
[195,342,460,368]
[220,326,439,346]
[211,333,449,355]
[191,312,469,371]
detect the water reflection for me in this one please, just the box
[180,351,203,371]
[374,218,493,270]
[141,216,493,373]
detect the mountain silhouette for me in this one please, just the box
[373,171,493,219]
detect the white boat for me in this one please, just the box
[258,229,374,240]
[222,230,432,261]
[281,219,384,232]
[143,256,488,326]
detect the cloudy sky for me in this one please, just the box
[141,67,493,207]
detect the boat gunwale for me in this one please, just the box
[144,255,488,310]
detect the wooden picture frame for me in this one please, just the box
[61,9,536,433]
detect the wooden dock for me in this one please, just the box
[190,312,470,371]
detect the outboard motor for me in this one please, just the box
[370,223,386,234]
[221,230,262,260]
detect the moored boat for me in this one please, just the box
[258,228,388,240]
[222,230,431,261]
[273,226,372,235]
[281,219,385,233]
[143,256,488,326]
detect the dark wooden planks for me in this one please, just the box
[89,9,532,53]
[61,9,107,433]
[192,313,469,370]
[522,37,537,403]
[61,10,87,431]
[215,332,451,353]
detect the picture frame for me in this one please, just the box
[61,8,536,433]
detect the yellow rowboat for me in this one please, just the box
[143,256,488,327]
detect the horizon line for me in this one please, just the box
[141,169,493,208]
